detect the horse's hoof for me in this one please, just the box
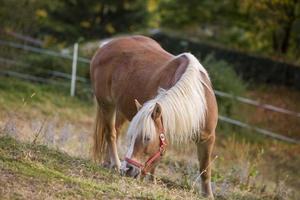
[101,161,110,168]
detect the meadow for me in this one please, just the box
[0,77,299,200]
[1,0,300,199]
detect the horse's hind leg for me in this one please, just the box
[102,104,121,170]
[197,130,215,198]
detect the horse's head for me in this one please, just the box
[120,99,166,178]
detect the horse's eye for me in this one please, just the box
[144,137,150,143]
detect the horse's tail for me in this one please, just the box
[93,103,107,162]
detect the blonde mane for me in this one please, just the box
[127,53,210,145]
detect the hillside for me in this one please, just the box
[0,135,204,199]
[0,77,300,200]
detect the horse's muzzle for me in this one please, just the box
[120,162,140,178]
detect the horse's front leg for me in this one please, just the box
[140,166,157,184]
[149,166,157,184]
[197,131,215,199]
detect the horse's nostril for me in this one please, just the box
[127,165,133,172]
[123,164,140,178]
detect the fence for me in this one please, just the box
[0,39,299,144]
[0,39,90,95]
[151,31,300,90]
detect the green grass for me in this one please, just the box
[1,77,299,200]
[0,77,93,120]
[0,135,202,200]
[1,134,296,200]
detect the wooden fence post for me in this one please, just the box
[70,43,78,96]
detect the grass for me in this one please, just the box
[1,133,297,200]
[0,77,93,121]
[0,77,300,199]
[0,135,202,199]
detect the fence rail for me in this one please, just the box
[1,29,43,46]
[0,57,89,83]
[0,70,69,86]
[0,40,90,64]
[215,90,300,118]
[0,70,92,94]
[0,38,299,144]
[219,116,300,144]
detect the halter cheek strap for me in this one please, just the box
[125,132,167,176]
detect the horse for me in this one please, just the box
[90,35,218,198]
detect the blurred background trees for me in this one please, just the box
[157,0,300,60]
[0,0,149,44]
[0,0,299,62]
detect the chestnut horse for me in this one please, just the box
[90,35,218,198]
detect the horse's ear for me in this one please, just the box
[134,99,142,111]
[152,103,162,120]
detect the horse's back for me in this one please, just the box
[91,35,170,70]
[90,35,176,118]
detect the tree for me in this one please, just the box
[0,0,149,45]
[241,0,300,54]
[0,0,39,37]
[156,0,300,59]
[37,0,149,43]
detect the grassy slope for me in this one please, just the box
[0,136,200,200]
[0,77,299,200]
[0,77,93,121]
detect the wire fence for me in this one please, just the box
[0,39,90,64]
[0,70,69,87]
[0,39,299,144]
[218,116,300,144]
[0,57,89,84]
[215,90,300,118]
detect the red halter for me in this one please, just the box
[125,131,167,176]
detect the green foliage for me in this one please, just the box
[2,0,299,63]
[203,54,246,95]
[38,0,150,43]
[202,54,246,116]
[0,0,39,36]
[240,0,300,54]
[0,0,149,45]
[0,52,90,99]
[158,0,241,29]
[22,53,88,78]
[155,0,300,63]
[23,54,70,76]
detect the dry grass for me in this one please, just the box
[0,135,201,200]
[0,77,300,199]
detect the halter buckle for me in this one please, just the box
[159,133,165,141]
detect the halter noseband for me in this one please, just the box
[125,131,167,176]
